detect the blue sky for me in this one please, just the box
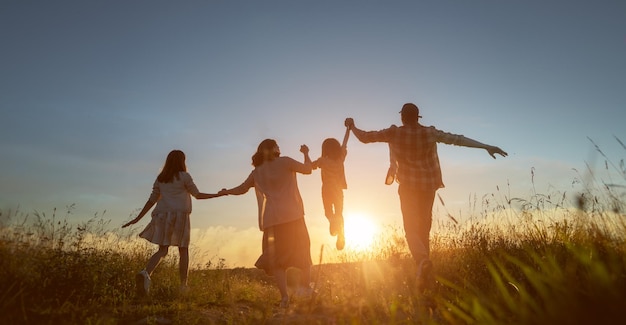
[1,1,625,266]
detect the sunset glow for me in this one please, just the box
[343,213,379,251]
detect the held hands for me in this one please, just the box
[487,146,508,159]
[218,188,230,196]
[198,192,225,199]
[344,118,354,129]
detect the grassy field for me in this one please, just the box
[2,147,625,324]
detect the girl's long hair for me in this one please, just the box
[321,138,342,160]
[157,150,187,183]
[252,139,277,167]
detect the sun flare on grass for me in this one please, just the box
[343,213,379,251]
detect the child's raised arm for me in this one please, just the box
[341,125,350,150]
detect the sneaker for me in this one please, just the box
[136,270,151,297]
[336,231,345,250]
[416,259,433,292]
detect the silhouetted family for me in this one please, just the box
[122,103,508,307]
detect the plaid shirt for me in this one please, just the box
[353,124,471,191]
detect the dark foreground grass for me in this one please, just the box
[1,202,625,325]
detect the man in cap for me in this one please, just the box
[344,103,507,291]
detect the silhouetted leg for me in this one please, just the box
[178,246,189,287]
[322,186,337,235]
[398,185,435,266]
[146,245,169,275]
[274,268,289,306]
[334,190,345,250]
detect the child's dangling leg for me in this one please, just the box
[322,187,338,236]
[329,218,339,236]
[326,212,339,236]
[336,215,345,250]
[335,194,345,250]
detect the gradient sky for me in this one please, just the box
[2,1,625,266]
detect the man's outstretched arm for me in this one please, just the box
[454,136,508,159]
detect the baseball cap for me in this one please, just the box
[399,103,422,118]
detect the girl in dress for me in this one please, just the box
[122,149,222,296]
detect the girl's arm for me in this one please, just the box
[219,173,254,196]
[122,199,156,228]
[196,193,225,199]
[183,173,222,199]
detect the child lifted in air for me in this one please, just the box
[312,123,350,250]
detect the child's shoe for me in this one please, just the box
[136,269,151,297]
[336,230,345,250]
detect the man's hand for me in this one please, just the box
[487,146,508,159]
[300,144,309,155]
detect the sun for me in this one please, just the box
[343,213,379,251]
